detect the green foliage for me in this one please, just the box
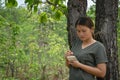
[0,15,9,25]
[2,0,120,80]
[0,4,68,80]
[4,0,67,23]
[54,10,63,20]
[117,3,120,71]
[5,0,18,7]
[87,5,95,22]
[39,12,48,23]
[25,0,41,12]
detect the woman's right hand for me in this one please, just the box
[65,50,73,60]
[65,50,73,67]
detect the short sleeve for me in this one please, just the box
[95,44,108,64]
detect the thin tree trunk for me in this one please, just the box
[95,0,119,80]
[67,0,87,49]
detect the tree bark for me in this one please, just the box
[67,0,87,49]
[95,0,119,80]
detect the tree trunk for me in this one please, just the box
[95,0,119,80]
[67,0,87,49]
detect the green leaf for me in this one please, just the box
[59,5,67,15]
[25,0,29,3]
[25,0,34,5]
[54,10,62,20]
[39,12,48,23]
[51,6,55,11]
[54,0,60,5]
[0,15,9,26]
[5,0,18,7]
[50,0,54,3]
[34,0,42,4]
[34,5,38,12]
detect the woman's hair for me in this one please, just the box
[75,16,94,29]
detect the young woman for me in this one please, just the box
[65,17,108,80]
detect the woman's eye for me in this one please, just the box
[82,30,86,32]
[77,30,80,32]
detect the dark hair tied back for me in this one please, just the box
[75,16,94,29]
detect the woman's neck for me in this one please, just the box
[82,38,96,45]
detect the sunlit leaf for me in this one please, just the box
[54,10,62,20]
[54,0,60,5]
[5,0,18,7]
[39,12,48,23]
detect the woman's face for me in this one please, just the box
[76,25,93,41]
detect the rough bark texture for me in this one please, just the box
[95,0,119,80]
[67,0,87,49]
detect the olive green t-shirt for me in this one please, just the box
[69,38,108,80]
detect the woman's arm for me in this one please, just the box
[65,59,70,68]
[70,61,106,78]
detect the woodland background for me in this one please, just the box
[0,0,120,80]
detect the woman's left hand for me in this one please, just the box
[69,60,81,68]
